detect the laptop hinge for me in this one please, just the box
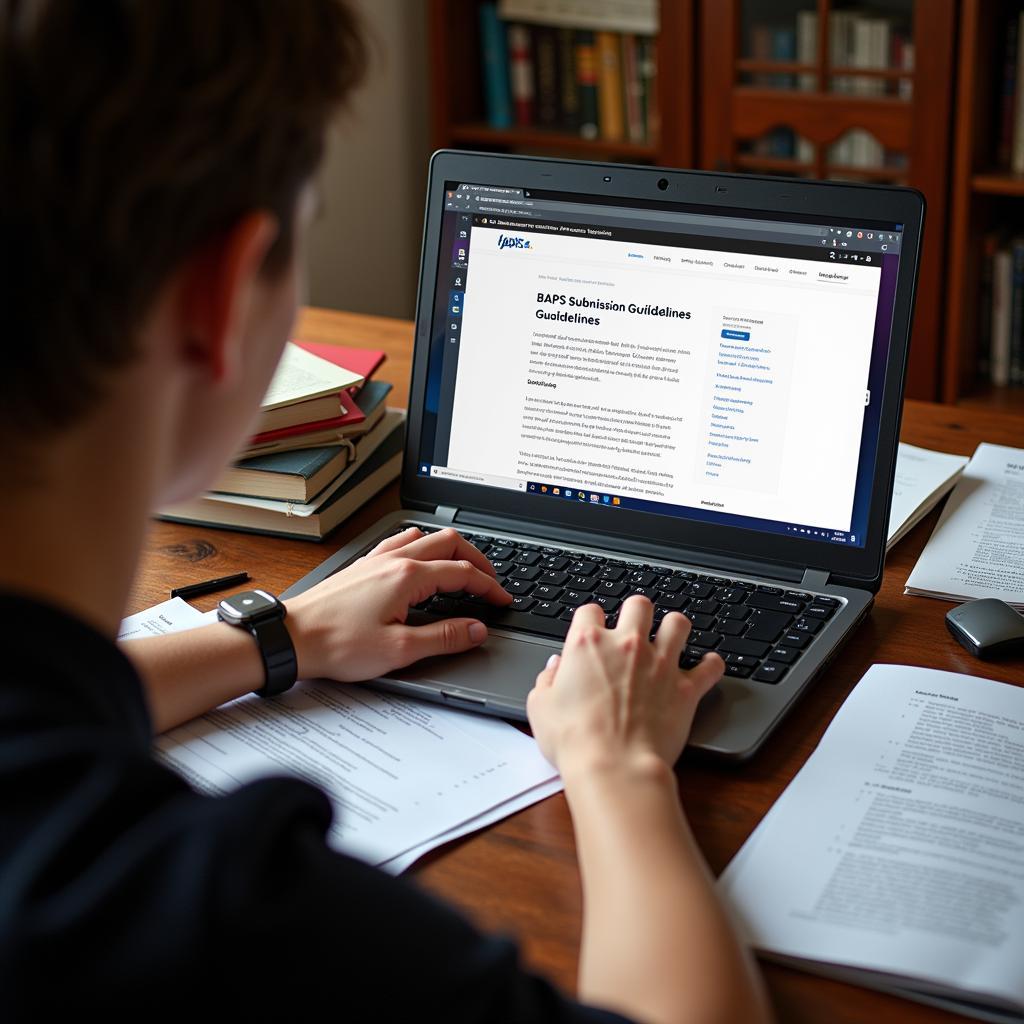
[434,505,459,525]
[801,568,831,590]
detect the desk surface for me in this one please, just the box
[132,307,1024,1024]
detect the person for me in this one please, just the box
[0,2,772,1021]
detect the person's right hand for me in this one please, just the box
[526,595,724,778]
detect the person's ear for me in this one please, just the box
[177,211,280,383]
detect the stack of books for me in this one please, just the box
[480,1,658,144]
[159,340,405,540]
[976,234,1024,391]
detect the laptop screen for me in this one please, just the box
[415,180,904,550]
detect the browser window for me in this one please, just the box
[417,182,904,548]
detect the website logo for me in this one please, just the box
[497,234,531,250]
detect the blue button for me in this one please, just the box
[721,329,750,340]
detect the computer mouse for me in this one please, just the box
[946,598,1024,660]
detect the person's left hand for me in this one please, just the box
[283,526,512,681]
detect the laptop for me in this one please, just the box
[283,150,923,760]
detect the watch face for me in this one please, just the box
[218,589,280,623]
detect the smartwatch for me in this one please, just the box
[217,589,298,698]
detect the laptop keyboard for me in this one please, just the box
[400,526,841,685]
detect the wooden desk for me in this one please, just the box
[131,308,1024,1024]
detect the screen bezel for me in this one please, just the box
[401,150,924,592]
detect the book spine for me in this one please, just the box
[595,30,624,141]
[978,234,996,382]
[533,25,559,128]
[796,10,817,92]
[575,30,599,139]
[638,34,658,141]
[1013,240,1024,386]
[621,34,644,143]
[479,4,513,129]
[1014,12,1024,174]
[999,14,1018,169]
[507,23,535,127]
[557,27,579,131]
[992,247,1013,387]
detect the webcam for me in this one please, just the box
[657,177,669,191]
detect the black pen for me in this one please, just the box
[170,572,250,600]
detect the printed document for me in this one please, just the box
[119,600,561,871]
[905,443,1024,608]
[720,664,1024,1022]
[886,443,968,551]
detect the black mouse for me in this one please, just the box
[946,599,1024,660]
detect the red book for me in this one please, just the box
[508,24,535,127]
[249,389,364,445]
[293,339,386,394]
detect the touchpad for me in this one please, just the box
[382,633,556,715]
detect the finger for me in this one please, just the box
[368,525,423,557]
[567,601,606,638]
[393,617,489,664]
[682,651,725,699]
[616,593,654,636]
[654,611,692,660]
[534,652,560,689]
[390,527,497,579]
[412,559,512,604]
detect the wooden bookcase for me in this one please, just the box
[699,0,957,402]
[427,0,696,167]
[427,0,963,402]
[944,0,1024,406]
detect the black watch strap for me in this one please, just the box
[246,615,297,698]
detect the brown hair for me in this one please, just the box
[0,0,366,437]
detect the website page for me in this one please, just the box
[419,185,903,547]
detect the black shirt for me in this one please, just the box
[0,594,630,1020]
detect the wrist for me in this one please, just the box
[559,746,677,798]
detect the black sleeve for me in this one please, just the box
[0,599,633,1022]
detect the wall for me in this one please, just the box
[304,0,431,320]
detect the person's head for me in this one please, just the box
[1,0,366,501]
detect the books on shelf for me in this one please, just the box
[160,410,406,541]
[478,2,656,144]
[977,233,1024,390]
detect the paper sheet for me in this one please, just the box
[905,444,1024,608]
[118,599,561,869]
[261,341,362,410]
[887,443,968,550]
[719,665,1024,1016]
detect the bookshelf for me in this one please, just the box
[427,1,968,403]
[945,0,1024,405]
[427,0,695,167]
[699,0,957,402]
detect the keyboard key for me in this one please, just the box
[486,546,515,561]
[627,571,657,587]
[684,582,714,599]
[594,594,621,612]
[511,565,541,580]
[570,575,597,591]
[686,613,715,630]
[689,630,722,649]
[561,591,592,607]
[723,652,760,668]
[803,604,836,619]
[717,637,770,658]
[541,555,569,570]
[531,601,563,617]
[626,586,657,601]
[753,662,789,684]
[689,598,719,616]
[786,591,811,601]
[779,632,809,649]
[510,596,536,612]
[718,604,750,621]
[598,565,625,581]
[569,560,598,575]
[505,578,535,595]
[533,585,564,601]
[717,619,747,636]
[490,560,514,577]
[747,592,802,614]
[724,663,753,678]
[540,570,569,586]
[656,576,684,593]
[768,646,798,664]
[654,592,687,609]
[813,595,840,607]
[743,610,792,643]
[514,551,541,566]
[596,580,627,597]
[792,617,823,635]
[713,587,744,604]
[756,585,782,595]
